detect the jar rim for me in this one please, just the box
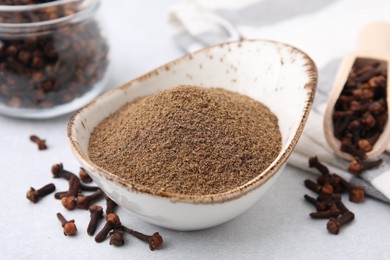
[0,0,79,11]
[0,0,99,30]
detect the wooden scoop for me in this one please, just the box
[324,21,390,160]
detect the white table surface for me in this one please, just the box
[1,1,390,259]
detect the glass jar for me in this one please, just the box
[0,0,109,118]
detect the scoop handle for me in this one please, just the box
[357,21,390,55]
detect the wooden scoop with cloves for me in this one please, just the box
[324,21,390,164]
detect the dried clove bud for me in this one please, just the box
[57,213,77,236]
[51,163,99,191]
[61,196,76,210]
[26,183,55,203]
[87,205,103,236]
[358,139,372,153]
[77,189,104,210]
[121,226,163,251]
[327,211,355,235]
[348,158,383,175]
[349,186,365,203]
[109,229,124,246]
[95,213,121,243]
[30,135,47,150]
[51,163,74,180]
[308,156,329,175]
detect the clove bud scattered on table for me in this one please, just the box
[304,156,362,234]
[26,162,164,250]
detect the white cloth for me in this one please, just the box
[168,0,390,203]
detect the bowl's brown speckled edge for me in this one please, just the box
[67,39,317,205]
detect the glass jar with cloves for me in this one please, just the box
[0,0,109,118]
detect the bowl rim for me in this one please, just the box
[67,39,317,204]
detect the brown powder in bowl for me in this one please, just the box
[88,85,282,196]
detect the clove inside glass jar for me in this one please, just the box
[0,0,109,118]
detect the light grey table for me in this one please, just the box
[1,1,390,259]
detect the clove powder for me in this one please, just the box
[88,85,282,196]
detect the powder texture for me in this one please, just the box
[88,85,282,196]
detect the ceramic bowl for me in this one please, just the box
[67,40,317,231]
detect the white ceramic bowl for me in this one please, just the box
[68,40,317,231]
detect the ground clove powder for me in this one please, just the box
[88,85,282,196]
